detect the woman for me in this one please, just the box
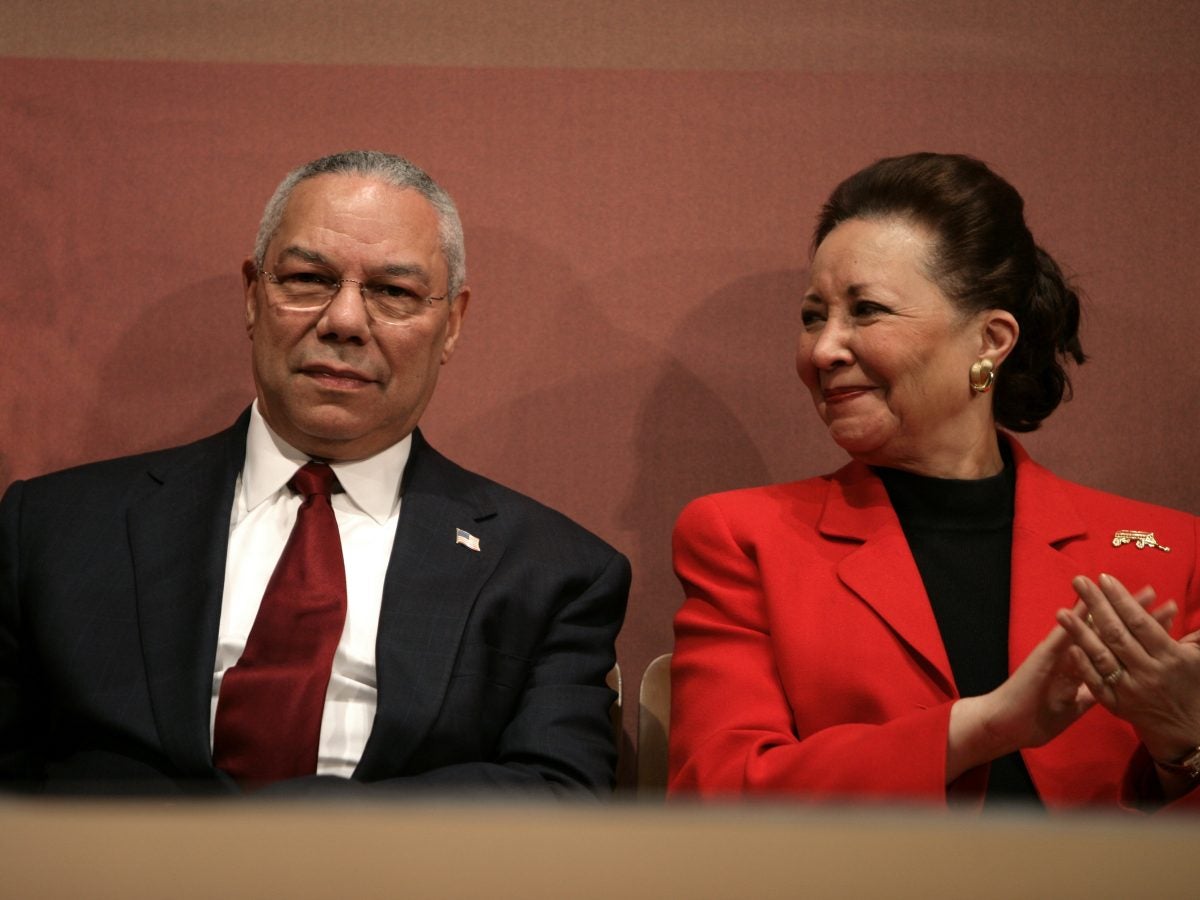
[669,153,1200,810]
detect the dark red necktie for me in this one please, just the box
[212,462,347,786]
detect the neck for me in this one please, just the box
[865,432,1004,480]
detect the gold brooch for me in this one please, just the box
[1111,530,1171,552]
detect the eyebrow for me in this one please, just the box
[278,245,330,266]
[277,245,433,285]
[380,263,432,284]
[803,282,870,303]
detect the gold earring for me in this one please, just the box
[969,358,995,393]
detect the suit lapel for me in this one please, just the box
[355,431,502,778]
[821,462,955,695]
[128,414,247,777]
[1005,440,1087,669]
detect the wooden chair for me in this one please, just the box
[636,652,672,798]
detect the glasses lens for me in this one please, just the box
[365,286,429,324]
[267,272,337,309]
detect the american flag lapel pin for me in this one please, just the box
[456,528,481,552]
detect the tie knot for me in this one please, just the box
[290,462,339,499]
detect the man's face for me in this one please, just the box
[244,173,469,461]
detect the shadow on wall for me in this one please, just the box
[428,224,656,531]
[57,275,244,479]
[432,223,812,625]
[2,275,252,487]
[93,275,253,455]
[618,267,814,657]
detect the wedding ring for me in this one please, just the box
[1103,666,1125,686]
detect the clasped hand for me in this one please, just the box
[948,575,1194,784]
[1057,573,1200,765]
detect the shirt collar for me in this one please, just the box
[243,403,411,524]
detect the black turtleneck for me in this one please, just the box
[875,446,1040,807]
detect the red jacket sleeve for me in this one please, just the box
[668,495,970,805]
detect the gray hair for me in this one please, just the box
[253,150,467,298]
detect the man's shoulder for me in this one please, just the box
[4,414,248,508]
[409,435,625,562]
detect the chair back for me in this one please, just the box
[636,652,672,798]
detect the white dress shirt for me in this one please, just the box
[211,404,409,778]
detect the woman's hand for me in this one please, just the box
[1057,573,1200,768]
[947,617,1093,782]
[946,590,1177,784]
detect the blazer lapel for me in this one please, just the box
[1005,439,1088,669]
[127,414,247,777]
[355,431,502,778]
[821,461,956,696]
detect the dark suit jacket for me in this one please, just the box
[669,435,1200,810]
[0,411,630,796]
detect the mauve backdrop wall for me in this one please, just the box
[2,1,1198,785]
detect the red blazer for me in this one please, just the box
[669,437,1200,810]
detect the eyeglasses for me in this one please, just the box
[259,270,447,326]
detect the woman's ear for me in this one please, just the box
[980,308,1019,366]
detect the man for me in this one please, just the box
[0,151,629,796]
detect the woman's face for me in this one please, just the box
[797,216,998,478]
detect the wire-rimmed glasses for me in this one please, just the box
[259,269,447,325]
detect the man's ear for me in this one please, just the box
[242,258,260,336]
[440,287,471,365]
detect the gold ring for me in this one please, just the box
[1086,614,1096,630]
[1103,666,1124,686]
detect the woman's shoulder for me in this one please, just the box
[675,471,844,535]
[1062,480,1196,548]
[1018,458,1198,562]
[1009,434,1195,521]
[1060,478,1195,521]
[1021,457,1195,521]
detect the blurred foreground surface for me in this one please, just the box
[2,798,1197,899]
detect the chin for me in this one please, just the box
[272,412,367,455]
[827,423,890,461]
